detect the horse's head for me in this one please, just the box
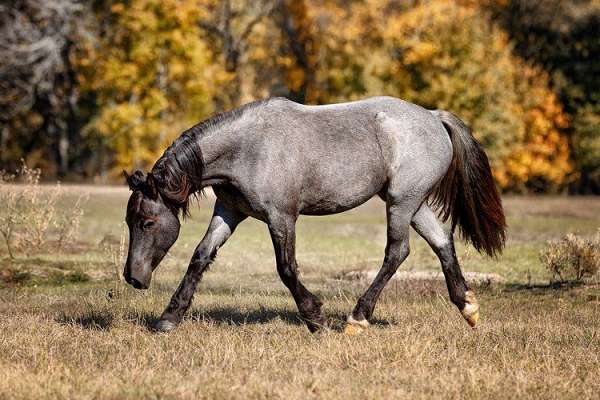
[123,170,180,289]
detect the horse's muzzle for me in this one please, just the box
[125,275,149,290]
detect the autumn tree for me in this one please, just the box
[1,0,591,192]
[81,0,219,174]
[273,0,319,103]
[486,0,600,193]
[306,0,573,191]
[197,0,278,109]
[383,0,572,191]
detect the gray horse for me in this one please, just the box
[123,96,506,333]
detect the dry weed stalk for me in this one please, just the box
[0,171,18,259]
[0,161,87,259]
[540,231,600,282]
[101,223,127,283]
[55,193,88,252]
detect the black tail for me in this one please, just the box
[430,110,506,257]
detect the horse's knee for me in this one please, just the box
[385,240,410,267]
[191,246,217,269]
[399,241,410,259]
[276,262,298,286]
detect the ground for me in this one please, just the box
[0,187,599,399]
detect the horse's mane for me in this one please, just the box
[150,98,274,217]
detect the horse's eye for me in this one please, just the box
[142,220,156,230]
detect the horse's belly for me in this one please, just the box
[299,174,385,216]
[299,195,375,215]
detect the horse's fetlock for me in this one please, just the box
[461,290,480,328]
[300,295,321,315]
[448,291,466,309]
[192,251,214,267]
[353,299,373,322]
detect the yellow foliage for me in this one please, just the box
[309,0,572,191]
[80,0,216,175]
[73,0,574,191]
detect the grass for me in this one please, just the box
[0,187,599,399]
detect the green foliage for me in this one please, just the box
[571,100,600,192]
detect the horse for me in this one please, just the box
[123,96,506,334]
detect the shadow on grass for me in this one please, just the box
[55,311,113,331]
[127,306,393,333]
[190,306,303,327]
[190,307,393,333]
[117,307,303,332]
[502,281,587,295]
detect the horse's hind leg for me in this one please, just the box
[268,212,325,332]
[154,200,246,332]
[411,204,479,328]
[346,197,416,334]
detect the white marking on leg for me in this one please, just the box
[347,314,370,328]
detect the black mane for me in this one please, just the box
[150,99,273,216]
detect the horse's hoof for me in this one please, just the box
[343,324,366,335]
[306,318,328,333]
[153,319,177,333]
[461,290,480,329]
[344,315,369,335]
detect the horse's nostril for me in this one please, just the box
[131,278,144,289]
[126,276,145,289]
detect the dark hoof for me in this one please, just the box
[153,319,178,333]
[302,314,328,333]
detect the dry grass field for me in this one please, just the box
[1,187,599,399]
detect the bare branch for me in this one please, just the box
[198,21,225,40]
[240,0,279,42]
[0,0,89,120]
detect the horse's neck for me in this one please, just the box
[196,121,245,186]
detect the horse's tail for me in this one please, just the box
[429,110,506,257]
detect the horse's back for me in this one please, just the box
[242,97,451,216]
[296,96,453,186]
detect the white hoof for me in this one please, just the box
[344,315,370,335]
[461,291,480,328]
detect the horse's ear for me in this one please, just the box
[125,170,146,191]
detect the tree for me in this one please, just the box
[197,0,277,109]
[273,0,319,103]
[306,0,573,191]
[81,0,218,174]
[0,0,92,177]
[486,0,600,193]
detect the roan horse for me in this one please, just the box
[123,96,506,334]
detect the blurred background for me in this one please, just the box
[0,0,598,193]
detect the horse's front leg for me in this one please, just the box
[154,200,246,332]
